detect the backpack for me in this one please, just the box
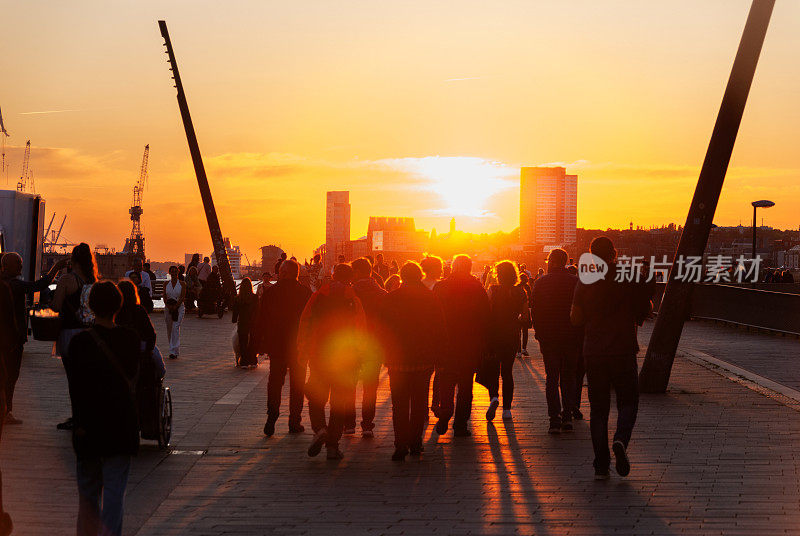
[75,274,95,327]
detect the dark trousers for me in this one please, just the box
[575,354,585,411]
[438,368,474,430]
[2,345,23,413]
[306,367,350,449]
[389,368,432,449]
[345,357,382,431]
[237,325,257,367]
[520,327,529,352]
[540,340,581,421]
[585,354,639,470]
[486,350,516,409]
[76,455,131,536]
[267,352,306,427]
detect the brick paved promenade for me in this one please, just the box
[2,315,800,535]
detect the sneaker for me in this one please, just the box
[392,447,408,461]
[485,398,499,421]
[56,418,74,431]
[453,428,472,437]
[594,467,610,480]
[362,429,374,439]
[548,420,561,434]
[4,413,22,425]
[288,423,305,434]
[561,420,573,432]
[263,419,276,437]
[502,409,512,420]
[343,427,356,435]
[572,408,584,421]
[169,354,178,360]
[435,419,448,435]
[613,440,630,477]
[326,447,344,460]
[521,349,529,357]
[307,429,327,457]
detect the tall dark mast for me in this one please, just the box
[639,0,775,392]
[158,20,236,299]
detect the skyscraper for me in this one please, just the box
[520,167,577,247]
[325,191,351,267]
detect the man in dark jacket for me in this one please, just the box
[0,275,14,535]
[531,248,582,434]
[258,259,313,436]
[571,236,653,480]
[433,254,490,437]
[299,264,366,460]
[382,261,445,460]
[0,252,67,424]
[64,281,141,536]
[348,257,388,437]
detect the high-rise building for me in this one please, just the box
[325,191,351,268]
[212,237,242,279]
[520,167,577,247]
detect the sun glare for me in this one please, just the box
[383,157,515,218]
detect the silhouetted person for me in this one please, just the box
[348,258,388,437]
[484,261,528,422]
[64,281,141,536]
[163,266,186,359]
[374,253,390,281]
[187,253,200,272]
[384,274,401,293]
[383,262,445,460]
[517,272,532,358]
[0,252,67,424]
[197,256,212,285]
[389,260,399,276]
[52,243,99,431]
[531,248,582,433]
[232,278,259,368]
[184,266,201,311]
[571,237,653,479]
[0,273,16,535]
[125,257,153,313]
[259,260,312,436]
[274,252,288,277]
[177,264,185,282]
[434,254,490,437]
[420,256,444,417]
[299,264,365,460]
[116,280,165,379]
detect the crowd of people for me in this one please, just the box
[0,235,654,535]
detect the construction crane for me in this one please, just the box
[124,144,149,260]
[16,140,31,192]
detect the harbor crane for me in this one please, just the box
[124,144,149,260]
[15,140,31,193]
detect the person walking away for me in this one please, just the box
[258,260,312,436]
[420,256,444,417]
[483,261,528,422]
[570,237,653,479]
[0,252,67,424]
[274,252,287,277]
[116,280,165,379]
[517,272,533,358]
[348,258,388,437]
[52,243,99,431]
[531,248,582,433]
[382,262,445,460]
[125,258,153,313]
[433,254,490,437]
[64,281,141,536]
[374,253,390,281]
[384,274,401,293]
[163,266,186,360]
[232,278,259,368]
[196,257,212,287]
[187,253,200,272]
[177,265,185,282]
[298,264,366,460]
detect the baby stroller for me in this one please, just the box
[137,354,172,449]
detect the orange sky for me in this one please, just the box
[2,1,799,262]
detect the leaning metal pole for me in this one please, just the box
[639,0,775,393]
[158,20,236,300]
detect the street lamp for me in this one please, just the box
[751,199,775,259]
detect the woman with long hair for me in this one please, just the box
[484,260,529,422]
[384,274,401,293]
[52,243,99,430]
[232,277,259,368]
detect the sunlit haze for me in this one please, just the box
[3,0,800,260]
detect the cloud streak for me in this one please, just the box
[19,109,83,115]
